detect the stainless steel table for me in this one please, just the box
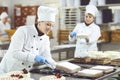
[51,44,76,60]
[50,41,106,61]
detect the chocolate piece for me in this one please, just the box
[11,74,15,77]
[19,75,23,79]
[22,68,28,74]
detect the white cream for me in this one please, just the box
[57,62,80,70]
[39,75,66,80]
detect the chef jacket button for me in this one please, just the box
[28,66,31,68]
[33,35,36,38]
[36,48,38,50]
[40,39,42,40]
[22,63,24,65]
[31,46,33,48]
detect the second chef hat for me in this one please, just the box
[85,5,98,17]
[0,12,8,20]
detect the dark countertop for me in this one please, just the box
[30,63,120,80]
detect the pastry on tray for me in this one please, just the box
[76,69,103,78]
[39,75,65,80]
[90,58,111,64]
[90,65,115,73]
[56,61,81,73]
[111,58,120,66]
[76,33,89,38]
[0,69,30,80]
[74,57,91,63]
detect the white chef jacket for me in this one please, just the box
[0,25,55,75]
[69,22,101,57]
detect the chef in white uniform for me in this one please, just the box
[0,12,11,36]
[69,5,101,58]
[0,6,58,75]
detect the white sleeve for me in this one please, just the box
[68,35,76,42]
[42,36,56,63]
[42,37,57,68]
[89,26,101,44]
[9,27,36,63]
[69,24,79,42]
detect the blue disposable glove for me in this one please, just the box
[34,55,55,69]
[70,32,76,37]
[34,55,48,64]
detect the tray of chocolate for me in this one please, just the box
[70,57,111,65]
[90,58,111,65]
[72,57,91,63]
[111,58,120,66]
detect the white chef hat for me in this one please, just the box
[85,5,98,17]
[37,6,58,22]
[0,12,8,20]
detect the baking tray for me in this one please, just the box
[30,63,117,80]
[71,58,111,65]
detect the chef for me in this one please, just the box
[0,12,11,36]
[69,5,101,58]
[0,6,58,75]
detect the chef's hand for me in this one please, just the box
[70,32,76,37]
[34,55,48,64]
[45,61,56,69]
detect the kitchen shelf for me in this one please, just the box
[59,4,120,31]
[60,4,120,9]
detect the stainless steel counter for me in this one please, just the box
[51,44,75,61]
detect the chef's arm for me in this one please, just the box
[0,27,7,35]
[69,24,79,42]
[88,27,101,44]
[41,39,57,67]
[9,27,36,63]
[69,35,76,42]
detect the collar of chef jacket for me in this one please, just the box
[83,22,95,28]
[35,24,44,36]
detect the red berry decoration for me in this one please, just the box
[55,73,62,78]
[15,74,20,77]
[22,69,28,74]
